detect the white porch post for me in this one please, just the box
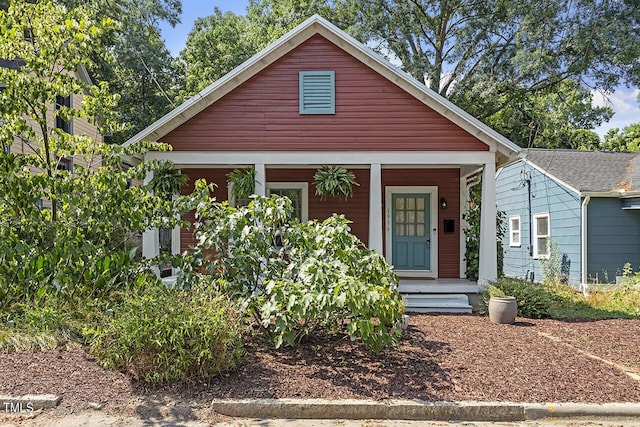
[254,163,266,196]
[478,160,497,286]
[142,170,160,261]
[368,163,383,253]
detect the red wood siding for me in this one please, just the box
[266,168,370,245]
[382,169,460,278]
[162,35,488,152]
[180,168,232,252]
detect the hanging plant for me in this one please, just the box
[313,165,359,200]
[147,161,188,200]
[227,167,255,201]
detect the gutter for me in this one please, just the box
[580,196,591,289]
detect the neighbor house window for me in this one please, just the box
[55,95,72,134]
[533,213,550,259]
[299,71,335,115]
[509,215,521,247]
[266,182,309,222]
[56,156,73,172]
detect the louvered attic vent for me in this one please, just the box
[299,71,335,114]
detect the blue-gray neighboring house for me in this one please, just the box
[496,149,640,287]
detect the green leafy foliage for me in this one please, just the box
[494,278,552,318]
[57,0,184,144]
[90,283,245,384]
[313,165,360,200]
[540,241,567,285]
[181,8,258,94]
[0,2,187,313]
[183,191,405,352]
[462,182,506,281]
[600,124,640,152]
[485,80,612,148]
[147,160,189,199]
[481,278,640,320]
[226,168,256,201]
[486,284,506,298]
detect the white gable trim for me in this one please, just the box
[521,159,581,195]
[124,15,520,159]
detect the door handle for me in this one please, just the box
[426,238,431,248]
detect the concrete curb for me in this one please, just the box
[0,394,61,412]
[211,399,640,421]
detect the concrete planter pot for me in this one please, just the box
[488,296,517,324]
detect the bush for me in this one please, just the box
[183,192,405,352]
[89,283,245,384]
[492,278,552,318]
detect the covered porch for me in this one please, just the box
[142,150,498,313]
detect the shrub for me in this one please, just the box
[89,283,245,384]
[183,192,405,352]
[493,278,552,318]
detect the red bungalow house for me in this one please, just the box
[126,15,520,312]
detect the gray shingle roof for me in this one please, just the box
[522,149,640,193]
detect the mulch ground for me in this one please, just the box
[1,314,639,415]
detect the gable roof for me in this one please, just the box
[124,15,520,162]
[521,148,640,195]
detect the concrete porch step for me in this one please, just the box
[402,293,472,314]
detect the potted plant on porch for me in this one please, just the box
[487,284,517,324]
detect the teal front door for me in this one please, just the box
[392,194,430,270]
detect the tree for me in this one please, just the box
[601,124,640,152]
[350,0,638,146]
[485,80,612,148]
[58,0,184,144]
[0,1,180,308]
[356,1,639,106]
[180,0,359,95]
[246,0,358,46]
[181,9,258,94]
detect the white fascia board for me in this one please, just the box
[522,158,581,195]
[144,150,495,166]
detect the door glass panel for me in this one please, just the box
[407,198,415,210]
[416,224,425,237]
[416,198,424,210]
[395,198,404,209]
[417,211,425,223]
[407,211,415,224]
[396,224,404,236]
[407,225,415,236]
[396,211,405,223]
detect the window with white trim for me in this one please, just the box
[533,213,550,259]
[299,71,335,115]
[266,182,309,222]
[509,215,521,247]
[55,95,72,134]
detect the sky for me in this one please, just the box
[159,0,639,139]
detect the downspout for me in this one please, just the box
[581,195,591,291]
[526,178,533,257]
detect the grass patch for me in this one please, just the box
[485,278,640,320]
